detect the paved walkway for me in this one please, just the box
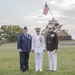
[59,41,75,46]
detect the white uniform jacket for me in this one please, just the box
[32,35,45,53]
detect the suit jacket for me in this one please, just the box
[46,32,58,51]
[17,33,32,52]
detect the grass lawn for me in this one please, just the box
[0,43,75,75]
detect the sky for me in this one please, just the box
[0,0,75,39]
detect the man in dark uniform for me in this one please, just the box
[46,26,58,72]
[17,26,32,72]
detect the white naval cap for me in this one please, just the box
[35,27,41,31]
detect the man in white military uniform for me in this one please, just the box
[31,27,45,72]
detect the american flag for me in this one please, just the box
[43,3,49,15]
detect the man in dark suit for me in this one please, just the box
[46,26,58,72]
[17,26,32,72]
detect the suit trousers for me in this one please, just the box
[19,52,29,71]
[48,50,57,71]
[34,52,43,70]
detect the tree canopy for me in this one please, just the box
[0,25,22,43]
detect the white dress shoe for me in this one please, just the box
[52,70,56,72]
[40,69,42,72]
[35,69,39,72]
[49,68,52,71]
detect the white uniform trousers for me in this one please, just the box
[34,52,43,71]
[48,50,57,71]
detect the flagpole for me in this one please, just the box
[46,2,55,20]
[48,7,55,20]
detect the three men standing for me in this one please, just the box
[17,26,32,72]
[31,27,45,72]
[17,26,58,72]
[46,26,58,72]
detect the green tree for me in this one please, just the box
[0,29,3,45]
[1,25,22,43]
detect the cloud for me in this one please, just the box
[37,20,47,24]
[49,0,64,5]
[0,0,75,38]
[24,13,50,20]
[0,20,9,23]
[24,15,37,19]
[57,3,75,25]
